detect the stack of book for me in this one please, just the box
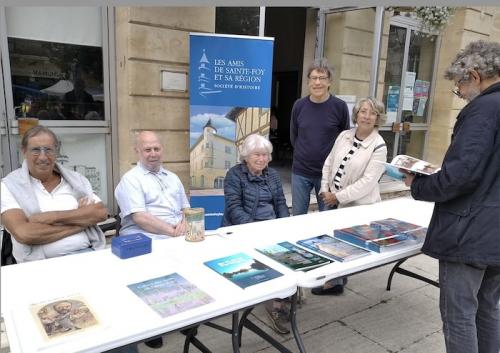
[333,218,427,253]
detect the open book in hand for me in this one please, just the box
[377,154,440,180]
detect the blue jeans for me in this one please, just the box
[439,261,500,353]
[291,173,326,215]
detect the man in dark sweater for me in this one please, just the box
[290,58,350,216]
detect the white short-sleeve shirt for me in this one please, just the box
[1,177,101,258]
[114,163,190,237]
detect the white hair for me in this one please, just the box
[239,134,273,163]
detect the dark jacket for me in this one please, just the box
[411,81,500,266]
[223,163,289,226]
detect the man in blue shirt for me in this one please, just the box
[290,58,350,215]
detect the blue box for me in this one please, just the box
[111,233,151,259]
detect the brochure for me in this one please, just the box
[377,154,440,180]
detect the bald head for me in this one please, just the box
[135,131,163,172]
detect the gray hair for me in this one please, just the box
[352,97,386,127]
[21,125,60,150]
[239,134,273,163]
[444,40,500,81]
[306,57,334,80]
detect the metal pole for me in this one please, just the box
[369,6,385,97]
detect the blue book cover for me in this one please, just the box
[204,252,283,289]
[127,273,214,318]
[296,234,369,262]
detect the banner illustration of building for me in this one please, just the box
[189,33,274,191]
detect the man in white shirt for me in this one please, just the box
[115,131,190,238]
[0,126,107,263]
[114,130,190,349]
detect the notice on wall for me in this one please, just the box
[402,71,416,111]
[386,86,400,124]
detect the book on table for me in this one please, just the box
[30,294,101,341]
[204,252,283,289]
[296,234,370,262]
[256,241,332,271]
[334,224,411,253]
[370,218,428,243]
[376,154,440,180]
[127,273,214,318]
[334,220,427,253]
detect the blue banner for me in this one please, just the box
[189,33,274,108]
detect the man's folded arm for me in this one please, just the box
[28,201,108,227]
[1,209,85,245]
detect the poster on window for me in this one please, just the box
[189,33,274,229]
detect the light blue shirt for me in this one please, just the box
[115,163,190,237]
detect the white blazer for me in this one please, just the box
[320,128,387,208]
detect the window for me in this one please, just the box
[213,176,224,189]
[7,8,105,121]
[215,7,260,36]
[225,146,231,154]
[225,160,231,169]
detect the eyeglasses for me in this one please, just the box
[451,78,468,98]
[309,76,329,82]
[28,147,57,156]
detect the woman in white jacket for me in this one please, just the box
[312,96,387,296]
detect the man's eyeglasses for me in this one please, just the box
[309,76,329,82]
[28,147,57,156]
[451,78,468,98]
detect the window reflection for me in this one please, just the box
[8,37,104,120]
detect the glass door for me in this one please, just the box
[380,15,438,161]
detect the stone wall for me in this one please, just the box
[115,7,215,188]
[426,7,500,164]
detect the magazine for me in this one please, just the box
[204,252,283,289]
[127,273,214,318]
[333,224,411,253]
[30,294,100,341]
[296,234,370,262]
[256,241,331,271]
[377,154,440,180]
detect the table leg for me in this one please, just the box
[231,312,241,353]
[290,292,307,353]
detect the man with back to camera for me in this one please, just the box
[404,40,500,353]
[1,125,107,262]
[290,58,350,295]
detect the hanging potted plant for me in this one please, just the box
[415,6,454,35]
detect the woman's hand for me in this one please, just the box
[320,191,338,207]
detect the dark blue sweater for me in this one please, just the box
[222,163,289,226]
[290,95,350,178]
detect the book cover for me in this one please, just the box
[334,224,409,253]
[402,227,428,242]
[370,218,422,233]
[30,294,100,341]
[370,219,427,243]
[127,273,214,318]
[256,241,331,271]
[376,154,440,180]
[296,234,369,262]
[204,252,283,289]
